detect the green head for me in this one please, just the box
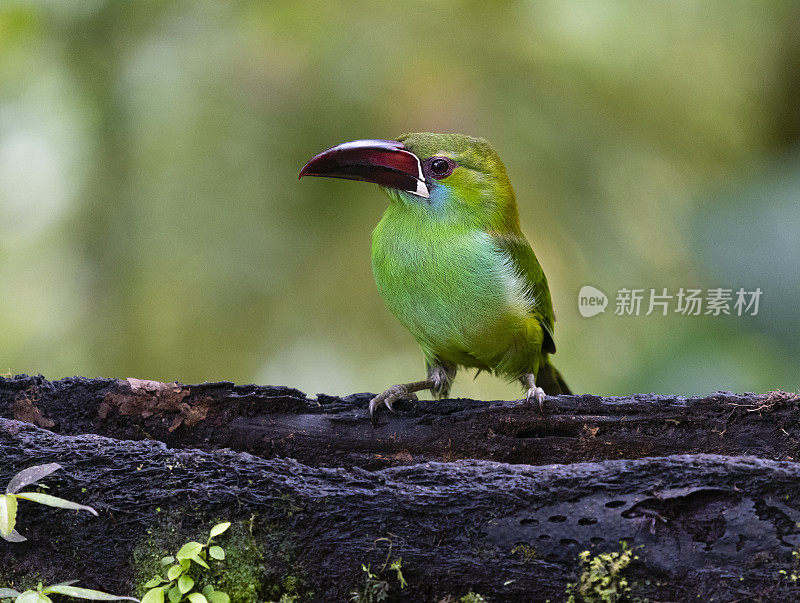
[299,133,521,230]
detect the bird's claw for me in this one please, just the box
[369,385,418,426]
[526,386,546,412]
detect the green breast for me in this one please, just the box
[371,208,531,369]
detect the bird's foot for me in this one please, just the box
[521,373,546,412]
[526,386,546,411]
[369,384,419,426]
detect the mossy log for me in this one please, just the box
[1,375,800,601]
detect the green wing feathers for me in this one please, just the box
[492,231,571,394]
[491,232,557,354]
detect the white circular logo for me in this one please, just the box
[578,285,608,317]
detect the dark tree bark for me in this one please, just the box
[1,375,799,601]
[1,375,799,469]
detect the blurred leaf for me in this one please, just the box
[16,592,50,603]
[15,492,97,516]
[0,494,17,536]
[3,527,26,542]
[176,541,203,559]
[208,522,229,538]
[141,588,165,603]
[190,554,209,570]
[44,585,138,601]
[177,576,193,595]
[6,464,61,494]
[0,589,22,598]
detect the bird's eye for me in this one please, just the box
[428,156,455,179]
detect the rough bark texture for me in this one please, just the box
[2,375,799,470]
[1,375,800,602]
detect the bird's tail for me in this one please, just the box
[536,360,571,395]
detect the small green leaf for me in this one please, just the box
[15,492,98,516]
[166,564,183,581]
[16,592,51,603]
[208,522,230,538]
[0,494,18,536]
[177,575,194,594]
[44,585,138,600]
[201,586,213,597]
[186,593,207,603]
[141,587,165,603]
[0,588,22,597]
[175,541,203,560]
[208,591,229,603]
[208,545,225,560]
[143,577,165,589]
[6,463,62,494]
[160,556,175,565]
[179,559,191,571]
[190,554,210,570]
[167,586,181,603]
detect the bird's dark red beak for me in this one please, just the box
[299,139,429,198]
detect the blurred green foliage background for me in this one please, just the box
[1,1,798,398]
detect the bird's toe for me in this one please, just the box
[369,385,419,426]
[369,395,383,426]
[526,386,546,411]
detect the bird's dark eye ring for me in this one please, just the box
[428,156,454,179]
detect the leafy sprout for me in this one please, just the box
[348,557,407,603]
[141,522,231,603]
[0,463,98,542]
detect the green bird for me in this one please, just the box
[299,133,570,423]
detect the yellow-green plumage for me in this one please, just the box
[371,133,568,397]
[299,131,569,418]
